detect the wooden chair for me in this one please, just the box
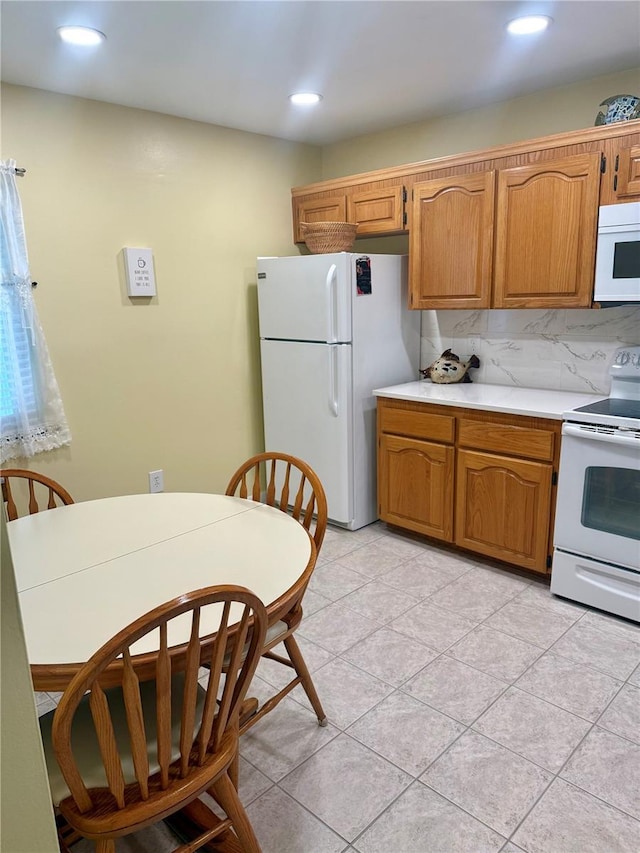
[38,585,267,853]
[1,468,73,520]
[225,452,328,732]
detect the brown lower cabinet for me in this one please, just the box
[378,434,454,541]
[377,397,561,574]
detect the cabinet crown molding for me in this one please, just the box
[292,119,640,195]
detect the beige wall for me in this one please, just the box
[321,66,640,178]
[3,70,640,500]
[1,84,321,501]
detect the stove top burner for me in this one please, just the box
[573,398,640,419]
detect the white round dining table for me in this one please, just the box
[7,492,313,690]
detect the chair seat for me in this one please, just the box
[222,620,287,667]
[264,620,288,646]
[39,673,205,807]
[41,586,266,853]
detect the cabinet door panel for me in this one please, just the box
[293,195,347,243]
[379,435,454,541]
[409,171,495,309]
[455,449,552,573]
[347,186,405,235]
[494,153,600,308]
[615,145,640,199]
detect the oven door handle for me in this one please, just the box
[562,423,640,447]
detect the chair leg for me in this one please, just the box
[55,814,81,852]
[94,839,116,853]
[229,719,240,790]
[283,635,327,725]
[229,751,239,791]
[209,771,261,853]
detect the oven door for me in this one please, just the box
[554,423,640,570]
[594,223,640,302]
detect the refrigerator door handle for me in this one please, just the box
[325,264,337,342]
[328,346,339,416]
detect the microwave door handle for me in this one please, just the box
[563,423,640,447]
[325,264,337,343]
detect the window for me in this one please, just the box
[0,295,39,429]
[1,160,70,461]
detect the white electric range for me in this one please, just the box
[551,346,640,622]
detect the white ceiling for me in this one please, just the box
[1,1,639,146]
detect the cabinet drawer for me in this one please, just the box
[458,418,555,461]
[379,405,455,443]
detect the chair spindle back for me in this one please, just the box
[52,585,266,817]
[226,452,327,552]
[1,468,73,520]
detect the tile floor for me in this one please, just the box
[36,522,640,853]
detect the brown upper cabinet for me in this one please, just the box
[293,194,346,241]
[410,152,601,309]
[410,151,603,309]
[492,152,601,308]
[611,144,640,200]
[346,185,406,236]
[292,182,406,243]
[291,121,640,308]
[409,170,496,310]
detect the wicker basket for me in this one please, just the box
[300,221,358,253]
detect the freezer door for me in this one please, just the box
[260,339,353,525]
[257,254,352,343]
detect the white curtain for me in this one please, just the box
[0,159,71,461]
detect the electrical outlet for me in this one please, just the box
[148,469,164,493]
[468,337,481,355]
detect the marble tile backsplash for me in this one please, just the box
[420,307,640,395]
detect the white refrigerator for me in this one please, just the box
[257,252,420,530]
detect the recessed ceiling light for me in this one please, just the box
[506,15,552,35]
[57,26,106,46]
[289,93,322,106]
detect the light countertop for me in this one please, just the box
[373,381,603,420]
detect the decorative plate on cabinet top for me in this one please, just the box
[594,94,640,126]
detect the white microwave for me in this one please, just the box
[594,201,640,303]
